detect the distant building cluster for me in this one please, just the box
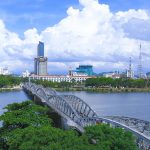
[21,41,150,81]
[25,41,94,83]
[102,47,146,79]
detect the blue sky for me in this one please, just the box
[0,0,78,36]
[0,0,150,74]
[0,0,149,36]
[102,0,150,11]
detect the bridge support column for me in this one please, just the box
[46,109,63,128]
[61,117,70,130]
[33,95,36,102]
[24,90,36,101]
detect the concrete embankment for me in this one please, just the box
[54,87,150,93]
[0,85,22,92]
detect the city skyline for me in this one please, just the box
[0,0,150,74]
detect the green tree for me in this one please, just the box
[85,77,150,89]
[0,101,137,150]
[0,75,21,88]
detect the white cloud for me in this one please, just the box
[115,9,148,22]
[0,0,150,74]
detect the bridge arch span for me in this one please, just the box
[23,82,150,148]
[36,87,48,101]
[47,95,84,126]
[62,95,98,118]
[30,83,37,94]
[45,87,57,96]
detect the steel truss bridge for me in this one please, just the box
[23,82,150,150]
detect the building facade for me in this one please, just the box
[73,65,94,76]
[34,57,48,75]
[30,74,94,83]
[34,41,48,75]
[37,41,44,57]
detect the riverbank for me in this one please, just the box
[3,86,150,93]
[85,87,150,93]
[54,87,150,93]
[0,85,22,92]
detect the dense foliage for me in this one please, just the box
[0,75,21,88]
[32,79,72,88]
[86,77,150,88]
[32,77,150,90]
[0,101,137,150]
[1,74,149,89]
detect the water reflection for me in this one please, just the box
[0,90,150,121]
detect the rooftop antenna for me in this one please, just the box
[138,43,142,78]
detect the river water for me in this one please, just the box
[0,90,150,121]
[0,90,29,115]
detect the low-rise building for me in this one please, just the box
[103,72,121,78]
[29,74,94,83]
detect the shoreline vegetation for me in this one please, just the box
[1,75,150,93]
[54,87,150,93]
[33,77,150,93]
[1,85,150,93]
[0,75,23,92]
[0,101,137,150]
[0,85,22,92]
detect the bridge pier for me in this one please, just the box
[23,83,150,149]
[46,108,71,130]
[25,91,70,130]
[23,88,34,100]
[33,95,44,105]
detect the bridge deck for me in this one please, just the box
[23,82,150,149]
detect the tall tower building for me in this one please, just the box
[138,44,142,78]
[34,41,48,75]
[37,41,44,57]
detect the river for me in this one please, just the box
[0,90,150,121]
[0,90,29,115]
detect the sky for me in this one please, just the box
[0,0,150,74]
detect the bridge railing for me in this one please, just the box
[23,82,150,149]
[95,117,150,148]
[62,95,98,118]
